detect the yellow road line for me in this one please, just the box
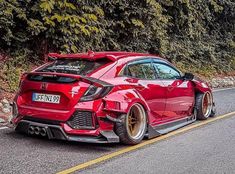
[57,111,235,174]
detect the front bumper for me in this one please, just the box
[15,120,120,143]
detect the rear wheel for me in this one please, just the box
[115,103,147,145]
[195,92,214,120]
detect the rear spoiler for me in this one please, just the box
[48,52,116,62]
[26,72,112,87]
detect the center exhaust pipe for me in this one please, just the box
[34,127,41,135]
[40,128,47,137]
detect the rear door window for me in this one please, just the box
[124,60,156,80]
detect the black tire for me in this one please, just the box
[195,92,214,120]
[115,103,147,145]
[210,100,216,117]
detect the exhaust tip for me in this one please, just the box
[40,128,47,137]
[34,127,41,135]
[28,126,35,135]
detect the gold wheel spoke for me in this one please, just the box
[129,124,133,133]
[127,104,146,139]
[129,120,136,125]
[129,110,134,117]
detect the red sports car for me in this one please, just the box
[12,51,216,144]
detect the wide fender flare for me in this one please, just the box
[191,79,215,104]
[102,89,150,114]
[192,79,212,93]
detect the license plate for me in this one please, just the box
[32,93,60,104]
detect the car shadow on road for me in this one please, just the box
[4,129,125,153]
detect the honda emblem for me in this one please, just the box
[41,82,48,90]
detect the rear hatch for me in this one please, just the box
[17,58,113,111]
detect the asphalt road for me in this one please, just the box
[0,88,234,174]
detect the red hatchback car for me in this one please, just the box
[12,51,216,144]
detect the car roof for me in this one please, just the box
[48,51,157,62]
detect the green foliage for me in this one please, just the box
[2,49,32,92]
[0,0,234,92]
[0,0,103,53]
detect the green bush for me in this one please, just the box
[2,49,34,92]
[0,0,234,92]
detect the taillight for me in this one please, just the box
[80,85,113,102]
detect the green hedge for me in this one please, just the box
[0,0,234,73]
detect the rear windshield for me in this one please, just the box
[38,58,110,75]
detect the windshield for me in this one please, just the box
[38,58,110,75]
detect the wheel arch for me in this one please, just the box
[192,78,212,93]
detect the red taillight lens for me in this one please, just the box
[80,85,113,102]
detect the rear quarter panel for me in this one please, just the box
[102,85,150,114]
[192,77,212,93]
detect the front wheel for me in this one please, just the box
[195,92,215,120]
[115,103,147,145]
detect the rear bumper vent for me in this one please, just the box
[67,110,95,129]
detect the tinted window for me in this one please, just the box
[38,59,110,75]
[154,63,181,79]
[28,75,77,83]
[127,63,155,80]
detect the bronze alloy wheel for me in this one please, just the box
[126,103,146,140]
[202,92,213,118]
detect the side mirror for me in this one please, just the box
[183,72,194,81]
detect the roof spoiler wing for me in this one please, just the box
[47,53,116,62]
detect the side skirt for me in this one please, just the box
[146,116,196,139]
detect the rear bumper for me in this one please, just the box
[15,120,120,143]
